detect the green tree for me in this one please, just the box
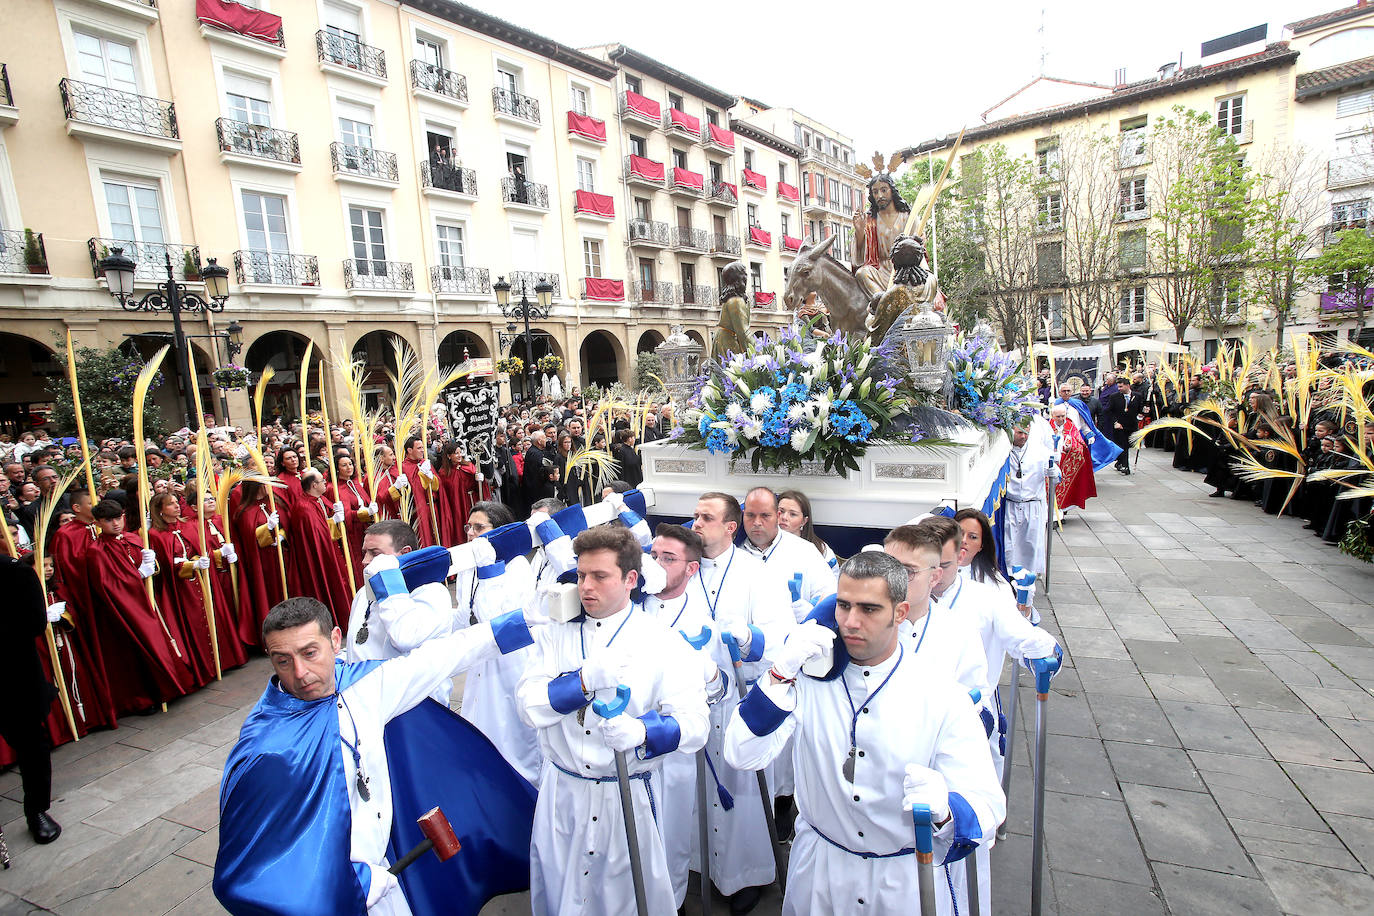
[633,350,666,392]
[898,155,986,334]
[1303,228,1374,336]
[45,343,165,441]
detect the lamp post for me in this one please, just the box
[99,247,230,429]
[493,275,553,401]
[187,320,244,425]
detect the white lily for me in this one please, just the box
[788,402,807,421]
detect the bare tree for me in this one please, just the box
[1246,144,1327,349]
[1053,126,1123,357]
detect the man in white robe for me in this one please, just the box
[516,526,710,916]
[724,552,1004,916]
[740,486,837,615]
[1002,419,1058,619]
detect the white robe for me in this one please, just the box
[1003,435,1053,578]
[724,648,1005,916]
[344,581,456,704]
[516,602,710,916]
[741,529,839,618]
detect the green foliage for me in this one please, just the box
[45,343,165,441]
[23,229,44,268]
[632,350,666,391]
[1303,228,1374,331]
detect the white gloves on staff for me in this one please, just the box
[599,715,646,753]
[194,555,211,571]
[266,511,280,531]
[638,553,667,596]
[902,763,951,825]
[137,549,158,578]
[221,544,238,564]
[475,472,484,483]
[418,460,435,480]
[1019,628,1059,660]
[332,503,345,524]
[580,648,631,693]
[333,501,344,515]
[769,620,835,680]
[367,502,379,517]
[46,602,66,624]
[363,553,400,579]
[393,473,410,491]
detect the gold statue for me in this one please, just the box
[712,262,751,360]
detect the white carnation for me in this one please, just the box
[725,402,743,420]
[790,429,810,451]
[750,392,773,413]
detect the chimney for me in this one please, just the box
[1114,67,1128,88]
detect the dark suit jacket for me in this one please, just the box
[0,556,55,726]
[1106,391,1143,440]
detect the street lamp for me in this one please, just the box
[100,247,231,429]
[494,275,553,400]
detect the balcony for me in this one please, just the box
[1118,138,1150,169]
[198,3,284,56]
[681,284,715,308]
[343,258,414,293]
[630,279,677,305]
[1118,195,1150,222]
[1320,287,1374,314]
[800,147,852,171]
[802,195,827,217]
[664,107,700,140]
[708,180,738,206]
[430,264,490,297]
[1325,221,1371,246]
[88,239,198,284]
[216,119,300,171]
[90,0,159,22]
[672,226,709,252]
[742,168,767,194]
[754,291,777,308]
[501,176,549,211]
[0,229,47,275]
[420,160,478,199]
[510,270,560,299]
[781,234,802,253]
[316,30,387,85]
[702,123,736,153]
[581,278,626,302]
[1328,155,1374,190]
[746,226,772,250]
[620,90,661,128]
[573,190,616,221]
[59,79,179,151]
[624,155,666,188]
[668,167,704,198]
[493,87,540,125]
[0,64,15,126]
[628,219,670,248]
[331,142,399,186]
[1225,120,1254,145]
[709,233,741,258]
[777,181,800,203]
[408,59,467,109]
[233,250,320,288]
[568,110,607,144]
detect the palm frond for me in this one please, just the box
[1308,467,1369,484]
[253,365,276,432]
[566,445,619,482]
[298,340,315,435]
[1131,416,1206,448]
[1230,452,1305,485]
[35,459,90,574]
[133,346,170,536]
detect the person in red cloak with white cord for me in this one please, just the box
[1048,402,1097,518]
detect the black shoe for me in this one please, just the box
[28,811,61,845]
[775,795,797,844]
[1208,490,1226,498]
[730,886,763,915]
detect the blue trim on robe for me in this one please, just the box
[940,791,982,865]
[399,545,453,589]
[350,863,371,903]
[534,520,563,549]
[737,682,790,736]
[476,561,506,580]
[491,609,533,653]
[484,522,533,563]
[369,566,407,602]
[1056,396,1123,471]
[548,671,590,714]
[742,624,765,663]
[635,711,681,760]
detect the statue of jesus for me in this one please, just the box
[851,163,912,298]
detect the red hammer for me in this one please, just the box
[388,807,461,875]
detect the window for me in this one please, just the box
[680,262,695,298]
[570,84,589,116]
[1337,89,1374,119]
[1038,191,1063,229]
[829,179,840,203]
[705,108,719,126]
[337,102,374,148]
[104,178,164,244]
[583,239,602,278]
[324,3,364,67]
[1119,176,1147,217]
[668,91,684,111]
[576,157,595,192]
[624,75,642,94]
[1120,285,1146,324]
[709,161,723,184]
[1036,138,1060,178]
[638,257,654,287]
[506,150,528,179]
[1036,241,1063,284]
[414,35,442,68]
[74,30,138,93]
[242,191,289,254]
[747,203,759,228]
[749,262,763,292]
[1209,274,1242,316]
[713,213,726,237]
[778,162,788,183]
[1039,293,1064,331]
[1332,199,1370,229]
[510,227,539,270]
[497,68,519,96]
[1216,95,1244,136]
[781,213,791,236]
[743,149,754,170]
[225,73,272,126]
[1119,115,1148,164]
[672,149,688,170]
[1119,228,1146,270]
[435,223,465,268]
[426,129,456,166]
[676,206,692,230]
[633,197,651,221]
[348,205,387,274]
[629,134,646,158]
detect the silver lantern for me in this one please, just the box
[890,299,951,394]
[655,325,704,405]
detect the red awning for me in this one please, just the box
[706,123,736,147]
[754,291,776,306]
[574,190,616,218]
[583,278,626,301]
[672,168,704,190]
[196,0,283,43]
[668,108,701,133]
[748,226,772,246]
[629,155,665,181]
[783,235,802,251]
[624,90,661,120]
[567,111,607,142]
[777,181,800,202]
[742,168,767,191]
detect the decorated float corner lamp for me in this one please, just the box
[655,324,704,404]
[493,274,553,400]
[897,298,952,395]
[971,317,997,347]
[99,246,233,428]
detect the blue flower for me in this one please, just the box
[698,414,712,436]
[705,429,732,454]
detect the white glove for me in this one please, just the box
[393,473,410,491]
[902,763,951,824]
[194,555,211,571]
[638,553,667,596]
[599,715,647,753]
[364,864,398,908]
[266,510,280,531]
[332,501,344,515]
[137,549,157,579]
[603,492,627,514]
[699,650,723,692]
[368,502,378,517]
[581,648,631,693]
[221,544,238,564]
[770,620,835,680]
[418,459,435,479]
[364,553,401,579]
[332,507,345,524]
[520,605,551,628]
[1018,628,1059,661]
[475,472,484,483]
[46,601,66,624]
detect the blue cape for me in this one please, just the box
[1056,397,1122,472]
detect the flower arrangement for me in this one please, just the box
[947,331,1040,433]
[674,324,916,475]
[211,364,251,391]
[537,354,563,374]
[496,356,524,376]
[110,359,164,395]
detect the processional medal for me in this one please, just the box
[842,747,857,783]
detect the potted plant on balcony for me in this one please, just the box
[212,363,251,391]
[23,229,46,274]
[496,356,524,377]
[183,250,201,282]
[537,354,563,375]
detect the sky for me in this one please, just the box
[463,0,1341,155]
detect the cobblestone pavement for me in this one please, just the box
[1,447,1371,915]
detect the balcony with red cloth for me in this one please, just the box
[746,226,772,249]
[782,234,802,253]
[624,155,666,188]
[664,108,700,139]
[567,110,606,144]
[777,181,800,202]
[703,122,735,151]
[754,291,776,307]
[573,189,615,221]
[620,90,661,127]
[707,180,738,207]
[581,278,626,302]
[742,168,767,193]
[668,166,704,198]
[197,0,285,47]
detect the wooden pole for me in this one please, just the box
[133,347,182,661]
[253,369,290,598]
[317,360,357,594]
[185,347,221,680]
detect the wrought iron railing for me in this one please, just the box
[492,87,540,124]
[331,142,398,182]
[708,181,737,205]
[216,118,300,164]
[430,264,490,295]
[59,78,177,139]
[668,169,704,195]
[509,270,560,298]
[343,258,413,291]
[1325,221,1372,246]
[681,284,715,307]
[88,238,199,282]
[409,59,467,104]
[0,229,46,274]
[710,233,741,256]
[316,30,386,79]
[628,219,670,246]
[233,250,319,286]
[501,176,549,208]
[672,226,708,251]
[630,280,677,304]
[420,160,477,196]
[1,64,12,109]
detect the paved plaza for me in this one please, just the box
[1,448,1372,915]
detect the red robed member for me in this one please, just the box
[187,495,251,670]
[273,446,306,518]
[147,493,217,687]
[437,441,483,545]
[87,498,197,711]
[397,435,441,547]
[198,493,255,650]
[328,452,374,584]
[229,480,287,637]
[284,469,353,628]
[49,498,119,732]
[1050,408,1097,512]
[373,444,400,521]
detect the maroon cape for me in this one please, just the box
[284,494,353,629]
[50,519,120,731]
[228,489,288,638]
[148,526,217,687]
[374,466,400,521]
[329,476,369,586]
[401,458,441,547]
[184,519,251,670]
[438,463,482,545]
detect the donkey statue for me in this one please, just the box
[780,234,872,335]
